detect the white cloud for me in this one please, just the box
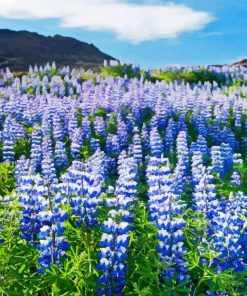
[0,0,214,43]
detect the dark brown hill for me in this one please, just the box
[0,29,117,71]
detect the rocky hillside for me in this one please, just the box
[232,58,247,67]
[0,29,116,71]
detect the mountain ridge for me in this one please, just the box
[0,29,117,71]
[232,58,247,67]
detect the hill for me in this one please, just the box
[0,29,116,71]
[232,58,247,67]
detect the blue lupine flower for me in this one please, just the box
[70,128,84,159]
[164,118,177,153]
[18,173,48,245]
[147,156,189,284]
[146,156,171,223]
[132,128,143,164]
[190,135,208,159]
[211,192,246,272]
[191,151,205,187]
[42,154,57,186]
[172,131,190,193]
[210,146,224,178]
[81,116,91,140]
[150,127,163,158]
[64,151,105,228]
[94,116,107,137]
[105,134,120,156]
[54,140,68,169]
[53,113,65,141]
[117,119,128,149]
[90,138,101,153]
[68,111,78,136]
[2,137,15,163]
[193,169,218,221]
[230,171,241,186]
[37,202,69,273]
[31,126,43,172]
[97,210,130,296]
[220,142,233,173]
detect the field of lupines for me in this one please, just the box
[0,63,247,296]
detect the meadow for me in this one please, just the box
[0,63,246,295]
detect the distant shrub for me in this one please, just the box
[101,63,150,79]
[153,69,227,85]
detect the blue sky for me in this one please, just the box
[0,0,246,68]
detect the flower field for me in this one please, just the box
[0,63,246,296]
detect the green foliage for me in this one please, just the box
[183,210,246,295]
[224,79,246,97]
[76,108,83,127]
[101,64,150,79]
[152,69,227,85]
[26,127,34,135]
[14,139,31,160]
[5,79,13,86]
[27,86,35,95]
[46,69,57,77]
[79,140,91,160]
[106,117,118,134]
[0,163,15,196]
[141,107,155,125]
[125,201,161,295]
[94,108,107,119]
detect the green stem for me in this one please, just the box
[193,276,206,296]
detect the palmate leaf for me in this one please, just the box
[204,267,245,292]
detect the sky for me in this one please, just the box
[0,0,246,69]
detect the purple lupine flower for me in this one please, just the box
[2,136,15,163]
[18,173,48,245]
[68,111,78,137]
[147,157,189,284]
[114,154,138,216]
[53,113,64,141]
[67,151,104,228]
[220,143,233,173]
[164,118,177,153]
[90,138,101,154]
[146,156,171,222]
[230,171,241,186]
[81,116,91,140]
[210,146,224,178]
[105,134,120,156]
[173,131,190,193]
[211,192,246,272]
[191,151,205,187]
[15,156,30,187]
[70,128,83,159]
[37,191,69,274]
[97,210,130,296]
[132,128,143,164]
[41,153,56,185]
[193,169,218,221]
[94,116,107,137]
[150,127,163,158]
[54,140,68,169]
[30,126,43,172]
[190,135,208,159]
[97,152,138,293]
[117,119,128,149]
